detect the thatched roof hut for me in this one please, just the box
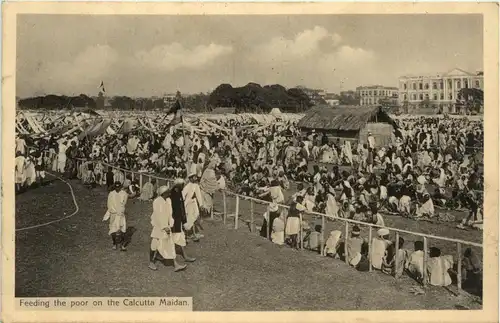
[297,105,397,145]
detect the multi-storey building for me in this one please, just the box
[324,93,340,106]
[398,68,484,113]
[356,85,399,106]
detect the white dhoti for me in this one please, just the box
[271,231,285,245]
[184,201,199,231]
[151,235,176,260]
[388,196,399,209]
[285,217,300,235]
[416,199,435,218]
[172,232,187,247]
[108,213,126,235]
[15,170,26,184]
[399,195,411,214]
[200,191,213,212]
[51,155,58,172]
[57,155,67,173]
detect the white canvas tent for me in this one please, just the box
[269,108,282,116]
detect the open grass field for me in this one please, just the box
[15,177,481,310]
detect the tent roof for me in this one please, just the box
[297,105,394,131]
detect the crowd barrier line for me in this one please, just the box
[16,171,80,232]
[43,152,482,292]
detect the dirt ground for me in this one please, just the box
[15,178,482,310]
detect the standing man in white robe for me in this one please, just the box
[149,185,187,272]
[57,138,68,173]
[15,151,26,193]
[16,135,26,155]
[182,172,203,241]
[104,182,128,251]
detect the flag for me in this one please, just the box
[99,81,106,93]
[165,100,183,127]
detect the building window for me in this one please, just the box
[419,94,424,100]
[369,91,372,95]
[424,93,429,100]
[403,94,407,101]
[433,94,438,100]
[412,83,417,90]
[440,93,444,100]
[464,80,468,88]
[403,83,407,90]
[419,83,423,90]
[424,83,429,90]
[449,93,453,100]
[411,94,416,100]
[475,80,480,88]
[440,81,444,89]
[448,80,452,88]
[433,82,437,90]
[457,80,461,89]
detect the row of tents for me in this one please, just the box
[16,108,303,140]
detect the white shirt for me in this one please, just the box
[367,135,375,149]
[107,190,128,215]
[151,196,174,239]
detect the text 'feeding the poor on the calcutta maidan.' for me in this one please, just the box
[17,297,193,311]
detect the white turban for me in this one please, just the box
[157,185,169,195]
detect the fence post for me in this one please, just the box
[139,173,143,190]
[395,232,400,279]
[299,212,303,250]
[266,203,271,240]
[320,215,325,256]
[131,172,135,181]
[344,222,349,264]
[457,242,462,291]
[423,237,428,287]
[223,191,227,225]
[250,200,255,233]
[235,195,239,230]
[368,226,373,272]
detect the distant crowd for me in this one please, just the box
[14,114,483,292]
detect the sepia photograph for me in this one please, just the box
[3,3,498,319]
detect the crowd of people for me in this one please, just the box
[15,113,483,290]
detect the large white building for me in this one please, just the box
[398,68,484,113]
[356,85,398,106]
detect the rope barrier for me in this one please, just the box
[16,171,79,232]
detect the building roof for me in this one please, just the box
[356,85,398,90]
[399,68,480,79]
[297,105,394,131]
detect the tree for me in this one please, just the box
[110,96,134,110]
[338,92,360,105]
[457,88,483,113]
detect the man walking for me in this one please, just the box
[104,182,128,251]
[182,171,203,241]
[171,178,196,263]
[149,185,187,272]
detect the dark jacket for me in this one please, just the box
[170,189,187,233]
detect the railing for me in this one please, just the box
[46,153,482,295]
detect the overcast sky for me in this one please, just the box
[16,14,483,97]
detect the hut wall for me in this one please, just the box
[302,129,359,142]
[359,123,394,147]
